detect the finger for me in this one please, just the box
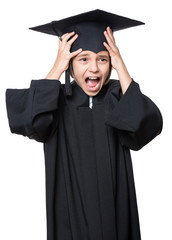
[104,30,116,50]
[107,27,116,44]
[70,48,83,58]
[58,37,62,47]
[103,41,112,53]
[105,27,114,43]
[60,32,76,50]
[106,26,116,45]
[59,33,69,42]
[62,32,75,42]
[104,30,114,46]
[67,34,79,45]
[58,33,69,48]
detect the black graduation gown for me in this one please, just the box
[6,79,163,240]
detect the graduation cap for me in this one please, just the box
[29,9,145,96]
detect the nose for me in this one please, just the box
[88,60,99,73]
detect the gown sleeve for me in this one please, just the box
[6,79,61,143]
[104,80,163,151]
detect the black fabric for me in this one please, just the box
[6,79,162,240]
[65,67,72,96]
[29,10,145,51]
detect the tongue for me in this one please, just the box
[86,79,99,87]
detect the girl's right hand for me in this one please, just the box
[46,32,82,80]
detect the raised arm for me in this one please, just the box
[6,32,82,143]
[105,80,163,150]
[103,26,132,94]
[103,26,163,150]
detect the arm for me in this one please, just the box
[104,27,163,150]
[104,26,132,94]
[45,32,82,80]
[6,80,61,142]
[105,80,163,150]
[6,32,82,142]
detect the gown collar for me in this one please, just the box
[64,80,113,108]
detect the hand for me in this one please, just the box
[103,27,123,71]
[55,32,82,72]
[103,26,132,94]
[46,32,82,80]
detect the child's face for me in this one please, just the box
[72,50,111,96]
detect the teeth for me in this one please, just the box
[88,77,99,80]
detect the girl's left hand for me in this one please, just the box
[103,26,132,94]
[103,27,123,71]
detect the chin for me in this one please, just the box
[86,91,98,96]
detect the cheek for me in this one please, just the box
[72,62,79,79]
[72,63,86,81]
[101,64,111,85]
[102,64,110,77]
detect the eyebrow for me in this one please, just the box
[97,55,109,59]
[76,54,89,58]
[76,54,109,58]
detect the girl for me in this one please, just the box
[6,9,163,240]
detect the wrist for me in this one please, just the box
[115,56,126,73]
[45,65,64,80]
[115,58,132,94]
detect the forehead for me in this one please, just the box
[76,50,109,57]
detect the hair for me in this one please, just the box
[69,57,112,85]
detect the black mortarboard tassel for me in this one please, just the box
[29,9,145,95]
[65,66,72,96]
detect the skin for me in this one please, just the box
[46,26,132,94]
[71,50,111,96]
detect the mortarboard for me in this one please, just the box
[29,9,145,96]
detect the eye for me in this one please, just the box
[99,58,107,62]
[80,58,87,62]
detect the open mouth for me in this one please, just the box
[85,77,101,91]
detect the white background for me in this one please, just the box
[0,0,171,239]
